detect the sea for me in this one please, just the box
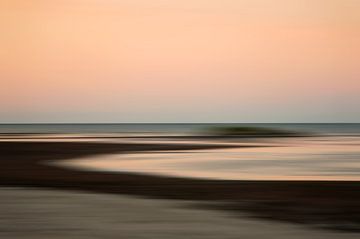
[1,123,360,135]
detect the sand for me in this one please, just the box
[1,187,359,239]
[1,140,360,233]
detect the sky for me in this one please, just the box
[1,0,359,123]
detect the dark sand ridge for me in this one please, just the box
[1,141,360,232]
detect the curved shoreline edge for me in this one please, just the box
[1,141,360,232]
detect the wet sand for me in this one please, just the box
[1,187,359,239]
[1,141,360,232]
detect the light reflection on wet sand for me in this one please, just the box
[57,136,360,181]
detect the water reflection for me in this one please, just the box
[59,136,360,181]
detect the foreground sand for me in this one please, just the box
[1,187,359,239]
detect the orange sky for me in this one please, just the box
[1,0,359,122]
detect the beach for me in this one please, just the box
[1,135,360,237]
[2,187,359,239]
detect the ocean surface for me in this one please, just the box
[1,123,360,135]
[58,135,360,181]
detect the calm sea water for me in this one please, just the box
[61,136,360,181]
[1,123,360,135]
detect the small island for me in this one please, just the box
[205,126,303,137]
